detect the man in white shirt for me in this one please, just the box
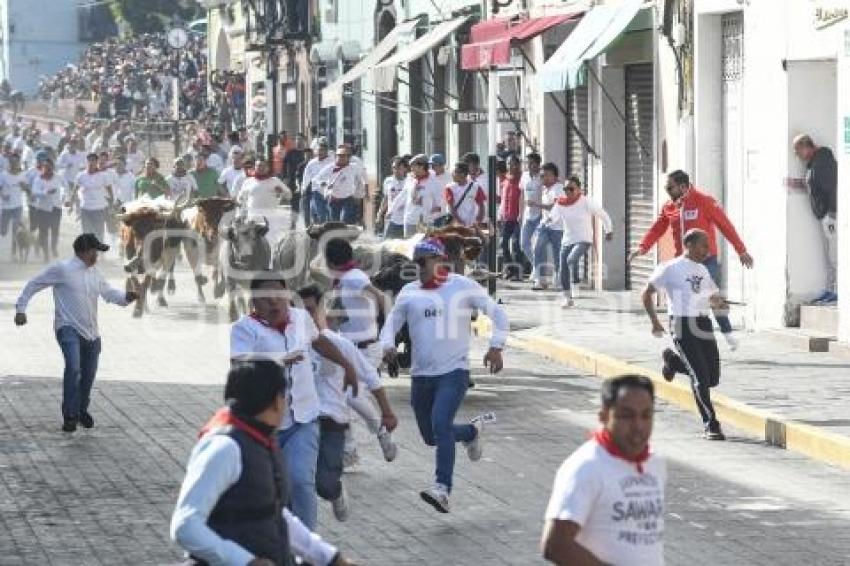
[444,162,486,228]
[30,158,67,259]
[297,285,398,521]
[0,152,26,256]
[545,175,614,308]
[313,146,360,224]
[167,157,198,203]
[542,374,665,566]
[170,360,355,566]
[14,233,138,432]
[302,138,334,225]
[57,138,87,187]
[402,154,441,237]
[642,228,728,440]
[380,238,509,513]
[520,152,543,279]
[230,276,358,531]
[42,122,61,150]
[531,162,566,290]
[463,152,490,219]
[70,153,113,242]
[376,156,408,239]
[428,153,450,223]
[124,137,146,176]
[217,147,246,197]
[111,155,137,206]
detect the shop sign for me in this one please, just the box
[814,6,848,30]
[453,108,527,124]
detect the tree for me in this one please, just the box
[106,0,204,36]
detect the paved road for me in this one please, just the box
[1,220,849,565]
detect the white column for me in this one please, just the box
[836,36,850,342]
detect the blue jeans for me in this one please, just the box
[702,255,733,334]
[520,216,541,274]
[55,326,101,418]
[311,192,329,224]
[316,419,346,501]
[329,197,356,224]
[300,187,312,227]
[559,241,591,293]
[533,225,563,284]
[410,369,477,492]
[278,419,320,530]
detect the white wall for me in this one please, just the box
[838,53,850,342]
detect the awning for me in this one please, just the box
[540,0,644,92]
[321,19,418,108]
[372,16,469,92]
[310,41,362,64]
[461,13,579,70]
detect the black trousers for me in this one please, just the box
[500,220,522,277]
[38,207,62,256]
[671,316,721,430]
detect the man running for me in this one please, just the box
[629,170,752,350]
[379,238,508,513]
[642,229,728,440]
[542,374,665,566]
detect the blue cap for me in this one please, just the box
[429,153,446,166]
[36,150,50,163]
[412,238,446,260]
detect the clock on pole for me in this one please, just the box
[167,27,189,50]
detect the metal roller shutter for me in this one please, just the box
[624,63,655,291]
[566,85,589,187]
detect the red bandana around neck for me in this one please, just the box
[556,192,582,207]
[421,265,450,289]
[331,260,359,287]
[593,429,650,474]
[254,173,271,181]
[251,311,290,334]
[333,165,345,173]
[199,407,273,449]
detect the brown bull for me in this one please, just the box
[182,197,238,302]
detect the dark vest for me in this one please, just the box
[193,418,294,566]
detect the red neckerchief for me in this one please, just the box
[331,260,358,288]
[254,173,271,180]
[556,193,581,207]
[333,165,345,173]
[199,407,273,449]
[421,265,450,289]
[593,429,650,474]
[250,311,290,334]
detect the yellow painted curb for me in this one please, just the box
[472,316,850,470]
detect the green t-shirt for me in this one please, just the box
[192,168,221,198]
[134,173,168,199]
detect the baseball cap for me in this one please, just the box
[429,153,446,166]
[412,238,446,261]
[410,153,429,167]
[73,233,109,253]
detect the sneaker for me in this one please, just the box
[812,290,835,304]
[723,332,739,351]
[342,448,360,470]
[420,483,450,513]
[377,426,397,462]
[821,291,838,304]
[560,297,574,308]
[332,484,349,521]
[464,419,483,462]
[703,426,726,441]
[78,412,94,429]
[62,416,77,433]
[662,348,687,380]
[531,283,548,291]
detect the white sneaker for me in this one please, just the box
[342,448,360,470]
[332,484,349,521]
[419,483,450,513]
[723,332,739,351]
[464,419,483,461]
[560,296,574,308]
[377,426,397,462]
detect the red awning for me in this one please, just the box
[461,13,580,70]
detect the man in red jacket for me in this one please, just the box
[628,170,753,349]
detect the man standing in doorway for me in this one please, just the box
[793,134,838,304]
[541,374,665,566]
[628,170,753,350]
[14,234,138,432]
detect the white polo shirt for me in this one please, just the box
[230,308,321,429]
[545,439,666,566]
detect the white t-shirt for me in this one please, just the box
[382,176,406,225]
[57,150,86,185]
[335,268,378,343]
[547,196,613,247]
[379,274,509,376]
[402,174,440,226]
[113,171,137,204]
[218,166,246,197]
[429,170,451,220]
[238,176,289,210]
[540,181,565,227]
[314,163,360,200]
[521,171,543,221]
[648,256,718,318]
[444,181,486,227]
[312,329,381,424]
[230,309,321,429]
[0,170,27,209]
[75,170,111,210]
[301,156,334,191]
[545,439,666,566]
[125,150,146,175]
[167,173,198,203]
[206,152,225,173]
[30,175,66,211]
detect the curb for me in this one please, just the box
[472,316,850,471]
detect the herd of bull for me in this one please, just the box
[116,197,488,365]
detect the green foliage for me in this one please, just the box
[107,0,205,35]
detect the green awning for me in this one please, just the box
[540,0,645,92]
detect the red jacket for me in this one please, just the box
[638,186,747,257]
